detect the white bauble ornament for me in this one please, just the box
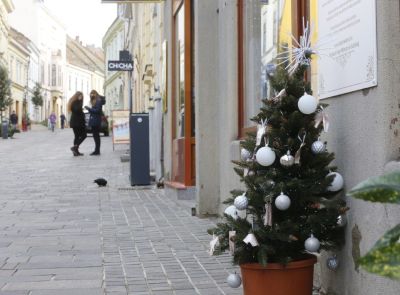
[326,255,339,271]
[256,146,276,166]
[241,148,251,161]
[227,273,242,288]
[327,172,344,192]
[304,234,320,252]
[280,150,295,167]
[275,192,291,210]
[224,205,238,220]
[311,140,325,154]
[234,194,248,210]
[337,214,347,227]
[243,233,259,247]
[298,92,318,114]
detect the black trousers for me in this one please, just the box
[91,126,101,153]
[73,127,87,147]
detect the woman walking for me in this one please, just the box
[85,90,104,156]
[67,91,87,156]
[49,112,56,132]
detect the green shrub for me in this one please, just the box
[348,171,400,280]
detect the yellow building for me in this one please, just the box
[8,27,29,128]
[121,2,164,181]
[0,0,13,68]
[129,3,163,113]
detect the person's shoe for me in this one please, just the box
[90,151,100,156]
[77,150,84,156]
[70,146,79,157]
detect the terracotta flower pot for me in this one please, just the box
[240,256,317,295]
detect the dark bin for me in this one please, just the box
[130,113,150,186]
[2,119,8,139]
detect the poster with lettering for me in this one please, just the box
[112,110,130,146]
[318,0,377,99]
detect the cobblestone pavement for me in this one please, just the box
[0,126,241,295]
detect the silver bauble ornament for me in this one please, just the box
[275,192,291,211]
[337,214,347,227]
[256,146,276,166]
[298,92,318,114]
[326,255,339,271]
[311,140,325,154]
[280,150,295,167]
[266,180,276,188]
[248,170,255,176]
[241,148,251,161]
[327,172,344,192]
[224,205,238,220]
[227,273,242,288]
[304,234,320,252]
[234,194,248,210]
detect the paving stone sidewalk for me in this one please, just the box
[0,126,241,295]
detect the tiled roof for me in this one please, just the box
[9,27,31,50]
[67,36,104,73]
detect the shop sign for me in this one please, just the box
[108,61,134,71]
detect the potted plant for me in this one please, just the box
[208,28,348,295]
[348,171,400,280]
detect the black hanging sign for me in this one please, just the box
[108,61,134,71]
[102,1,164,3]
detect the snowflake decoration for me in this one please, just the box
[276,20,321,75]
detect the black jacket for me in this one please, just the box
[85,98,103,127]
[10,113,18,124]
[70,100,85,128]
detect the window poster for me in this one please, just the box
[112,110,130,146]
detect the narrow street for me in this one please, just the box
[0,126,240,295]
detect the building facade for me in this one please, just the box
[0,0,13,69]
[66,36,104,109]
[7,27,29,128]
[102,17,125,117]
[26,39,40,122]
[9,0,67,125]
[121,2,164,182]
[161,0,400,294]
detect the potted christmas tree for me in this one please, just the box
[208,27,348,295]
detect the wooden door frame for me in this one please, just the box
[171,0,194,186]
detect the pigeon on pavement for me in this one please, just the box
[94,178,107,187]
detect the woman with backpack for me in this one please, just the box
[85,90,105,156]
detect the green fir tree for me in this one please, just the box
[31,83,43,108]
[209,61,347,266]
[0,65,12,121]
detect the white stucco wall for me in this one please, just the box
[319,1,400,294]
[163,0,172,183]
[193,0,220,215]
